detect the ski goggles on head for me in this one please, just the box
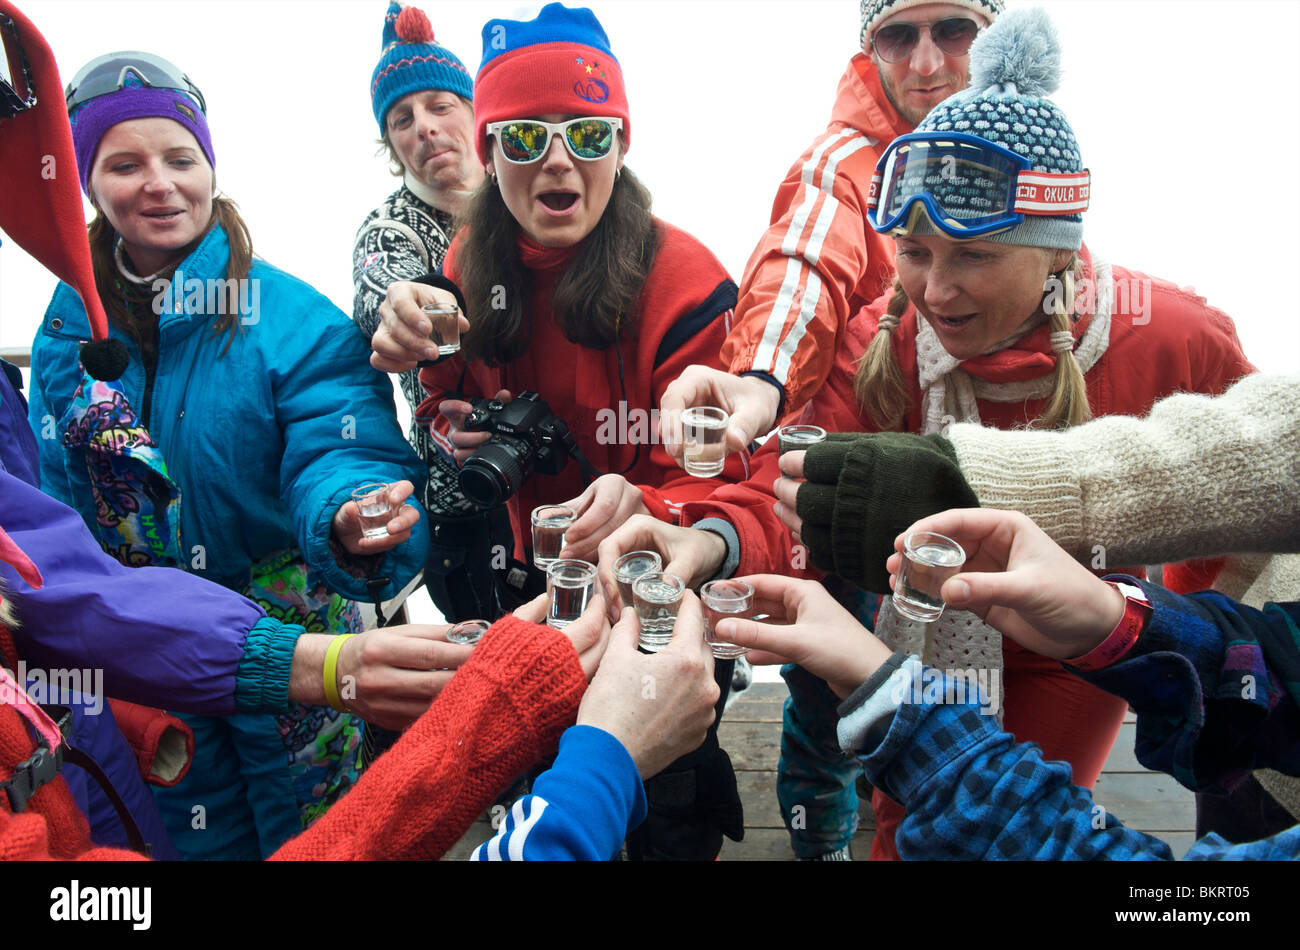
[65,50,206,114]
[0,14,38,120]
[486,116,622,164]
[870,16,981,63]
[868,132,1091,239]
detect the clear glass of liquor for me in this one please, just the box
[546,559,597,629]
[421,303,461,357]
[701,579,754,658]
[613,550,663,611]
[531,504,576,571]
[777,424,827,456]
[632,572,685,652]
[351,482,393,540]
[893,531,967,623]
[681,407,729,477]
[446,619,492,646]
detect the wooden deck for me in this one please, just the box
[445,682,1196,860]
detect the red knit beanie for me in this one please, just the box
[473,3,630,166]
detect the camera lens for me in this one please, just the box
[459,441,529,507]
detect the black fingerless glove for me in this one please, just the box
[796,432,978,594]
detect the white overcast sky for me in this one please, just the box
[2,0,1299,374]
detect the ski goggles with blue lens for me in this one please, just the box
[868,131,1090,239]
[65,50,206,114]
[0,14,37,120]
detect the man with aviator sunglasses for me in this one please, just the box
[660,0,1002,472]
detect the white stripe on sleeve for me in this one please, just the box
[506,797,550,861]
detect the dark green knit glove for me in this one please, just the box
[796,432,978,594]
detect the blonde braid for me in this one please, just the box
[853,278,910,431]
[1039,255,1092,429]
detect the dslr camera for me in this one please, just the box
[458,391,575,508]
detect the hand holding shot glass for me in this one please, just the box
[777,424,826,457]
[681,406,729,477]
[701,579,754,658]
[632,571,685,651]
[421,301,460,357]
[612,549,662,610]
[446,619,492,646]
[352,482,394,539]
[333,480,418,554]
[892,531,967,623]
[547,559,599,629]
[532,504,576,571]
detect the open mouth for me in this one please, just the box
[538,192,578,212]
[934,313,976,329]
[143,210,183,220]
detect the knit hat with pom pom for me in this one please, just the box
[911,7,1086,249]
[473,3,630,165]
[371,2,473,134]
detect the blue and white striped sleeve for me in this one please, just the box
[471,725,648,861]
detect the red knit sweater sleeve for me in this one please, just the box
[0,808,148,860]
[271,615,587,861]
[1,617,585,862]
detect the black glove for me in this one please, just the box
[796,432,978,594]
[627,745,744,860]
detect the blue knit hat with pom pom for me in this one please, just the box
[912,7,1085,250]
[371,2,473,134]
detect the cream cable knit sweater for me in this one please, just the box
[945,371,1300,573]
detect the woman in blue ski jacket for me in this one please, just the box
[28,50,430,859]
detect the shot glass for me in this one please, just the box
[546,559,598,629]
[893,531,967,623]
[531,504,576,571]
[612,550,663,610]
[681,406,729,477]
[446,619,491,646]
[701,579,754,659]
[422,303,460,357]
[632,572,685,652]
[777,424,827,456]
[351,482,393,540]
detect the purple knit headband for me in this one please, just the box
[70,85,216,195]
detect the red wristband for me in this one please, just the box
[1063,582,1151,672]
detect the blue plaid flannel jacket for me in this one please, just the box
[843,577,1300,860]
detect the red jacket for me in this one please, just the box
[722,54,912,417]
[419,220,748,554]
[1,616,587,861]
[685,248,1256,585]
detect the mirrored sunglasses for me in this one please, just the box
[871,17,980,63]
[486,117,622,165]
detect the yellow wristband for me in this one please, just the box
[323,634,357,713]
